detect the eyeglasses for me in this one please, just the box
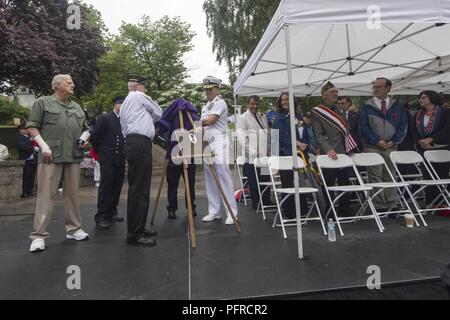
[373,85,386,89]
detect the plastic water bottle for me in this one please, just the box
[327,219,336,242]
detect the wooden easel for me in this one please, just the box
[150,110,241,249]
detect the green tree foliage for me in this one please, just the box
[0,96,30,125]
[0,0,106,97]
[82,15,196,116]
[119,15,196,92]
[203,0,280,82]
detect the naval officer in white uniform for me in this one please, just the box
[200,76,238,225]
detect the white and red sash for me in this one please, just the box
[312,105,358,154]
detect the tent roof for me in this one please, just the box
[234,0,450,97]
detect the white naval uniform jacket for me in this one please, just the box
[201,96,229,164]
[236,110,270,163]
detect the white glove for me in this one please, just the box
[33,146,40,152]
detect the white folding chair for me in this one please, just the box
[316,154,383,236]
[391,151,450,226]
[254,156,280,220]
[423,150,450,209]
[235,156,250,206]
[268,156,326,239]
[352,153,417,227]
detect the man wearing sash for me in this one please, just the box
[311,81,358,215]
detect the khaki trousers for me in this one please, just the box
[30,163,82,240]
[364,147,399,209]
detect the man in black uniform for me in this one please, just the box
[17,123,38,198]
[91,96,126,229]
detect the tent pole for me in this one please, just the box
[233,94,238,174]
[285,24,304,259]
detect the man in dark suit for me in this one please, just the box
[337,96,362,152]
[17,123,38,197]
[90,96,127,229]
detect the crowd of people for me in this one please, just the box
[236,78,450,221]
[17,72,450,253]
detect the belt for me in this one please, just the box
[127,133,152,141]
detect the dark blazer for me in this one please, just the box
[91,112,125,166]
[16,134,36,162]
[412,107,450,154]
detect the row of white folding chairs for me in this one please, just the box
[390,150,450,225]
[249,151,450,239]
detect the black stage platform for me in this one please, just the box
[1,198,450,300]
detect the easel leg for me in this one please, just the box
[207,161,241,233]
[183,161,197,249]
[150,159,169,225]
[179,110,198,248]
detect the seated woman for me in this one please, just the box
[413,90,450,206]
[272,92,309,219]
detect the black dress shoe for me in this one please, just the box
[144,229,158,237]
[127,236,157,247]
[192,210,197,217]
[112,215,124,222]
[168,211,176,219]
[95,221,111,230]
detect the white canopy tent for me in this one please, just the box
[233,0,450,259]
[234,0,450,98]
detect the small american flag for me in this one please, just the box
[345,133,358,154]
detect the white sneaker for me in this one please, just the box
[58,188,63,193]
[95,182,100,188]
[202,213,221,222]
[225,216,238,225]
[66,229,89,241]
[29,238,45,252]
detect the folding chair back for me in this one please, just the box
[424,150,450,164]
[353,152,396,182]
[390,151,424,165]
[236,156,246,166]
[254,156,271,169]
[424,150,450,180]
[316,154,354,169]
[268,156,304,172]
[352,152,384,167]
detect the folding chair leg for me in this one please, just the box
[398,189,420,227]
[312,194,327,236]
[405,186,428,226]
[365,193,385,233]
[236,163,247,206]
[260,186,269,221]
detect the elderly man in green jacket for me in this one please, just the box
[26,74,89,253]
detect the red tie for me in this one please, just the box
[381,100,387,116]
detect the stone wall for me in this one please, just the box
[0,160,24,201]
